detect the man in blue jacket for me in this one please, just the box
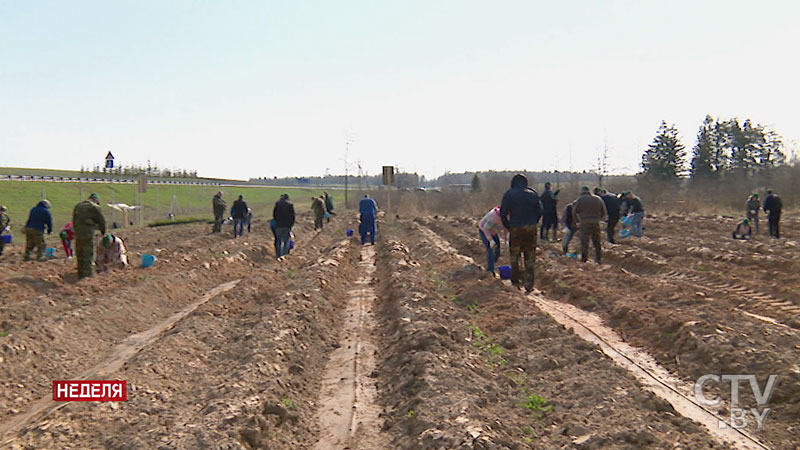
[499,174,542,293]
[24,200,53,261]
[359,195,378,245]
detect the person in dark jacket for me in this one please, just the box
[746,194,760,234]
[324,192,335,223]
[561,201,577,255]
[574,186,607,264]
[539,181,560,241]
[212,192,227,233]
[311,196,326,230]
[732,219,752,240]
[359,195,378,245]
[597,188,622,243]
[23,200,53,261]
[272,194,295,257]
[0,205,10,257]
[499,174,542,293]
[230,195,248,237]
[763,189,782,239]
[621,191,645,237]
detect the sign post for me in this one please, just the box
[137,175,147,226]
[382,166,394,222]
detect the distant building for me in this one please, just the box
[105,151,115,170]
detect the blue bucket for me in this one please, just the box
[498,265,512,280]
[45,248,57,259]
[566,253,579,259]
[619,229,631,239]
[346,229,354,237]
[1,235,11,244]
[141,254,157,268]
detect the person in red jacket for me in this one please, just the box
[60,222,75,258]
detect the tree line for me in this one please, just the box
[639,115,796,209]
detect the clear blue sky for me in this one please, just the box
[2,0,799,180]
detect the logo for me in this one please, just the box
[53,380,127,402]
[694,374,776,429]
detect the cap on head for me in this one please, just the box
[282,193,289,199]
[89,193,99,203]
[545,181,552,188]
[767,189,773,194]
[0,205,6,212]
[743,218,750,225]
[101,234,113,247]
[752,193,759,199]
[238,195,243,200]
[581,185,590,192]
[42,200,51,208]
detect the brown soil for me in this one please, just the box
[416,214,800,450]
[0,211,794,448]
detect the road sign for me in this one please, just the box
[382,166,394,185]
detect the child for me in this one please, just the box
[60,222,75,258]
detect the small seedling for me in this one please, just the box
[281,396,294,410]
[406,410,415,418]
[452,296,461,304]
[522,394,553,413]
[521,426,533,436]
[467,301,483,315]
[555,279,568,289]
[0,332,8,337]
[287,270,294,279]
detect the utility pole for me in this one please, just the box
[344,139,349,209]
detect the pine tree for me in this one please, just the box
[690,115,717,181]
[641,121,686,183]
[470,173,481,192]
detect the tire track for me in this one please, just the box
[313,245,386,450]
[661,268,800,330]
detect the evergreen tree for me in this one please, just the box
[690,115,716,180]
[641,121,686,183]
[470,173,481,192]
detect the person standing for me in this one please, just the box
[561,200,577,255]
[0,206,10,257]
[23,200,53,261]
[477,206,508,276]
[212,191,227,233]
[324,191,335,223]
[621,191,645,237]
[311,196,326,230]
[359,195,378,245]
[573,186,607,264]
[597,189,622,243]
[763,189,783,239]
[539,181,559,241]
[73,193,106,278]
[60,221,75,258]
[746,194,761,234]
[499,174,542,293]
[230,195,248,237]
[272,194,295,257]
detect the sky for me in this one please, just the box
[2,0,799,180]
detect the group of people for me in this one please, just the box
[733,190,783,240]
[478,175,647,292]
[0,193,128,279]
[211,191,253,237]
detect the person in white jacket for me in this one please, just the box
[95,234,128,272]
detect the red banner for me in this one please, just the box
[52,380,127,402]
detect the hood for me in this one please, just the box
[510,174,528,189]
[37,200,50,209]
